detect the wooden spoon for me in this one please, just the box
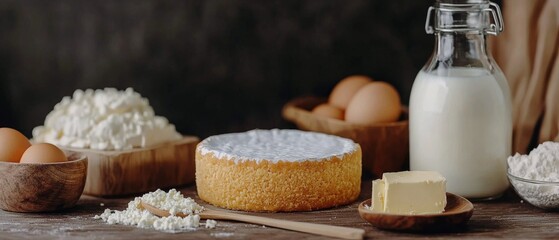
[141,201,365,239]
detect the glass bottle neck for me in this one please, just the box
[425,32,493,72]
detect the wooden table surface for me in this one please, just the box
[1,179,558,239]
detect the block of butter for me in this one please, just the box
[371,171,447,215]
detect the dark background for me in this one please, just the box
[0,0,436,139]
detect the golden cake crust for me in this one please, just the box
[195,145,362,212]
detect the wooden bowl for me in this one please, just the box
[357,193,474,232]
[60,136,199,197]
[0,153,87,212]
[282,96,408,177]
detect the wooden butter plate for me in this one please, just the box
[358,193,473,232]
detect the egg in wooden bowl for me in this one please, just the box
[0,151,87,213]
[282,76,408,178]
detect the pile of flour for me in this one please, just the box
[94,189,217,232]
[507,141,559,208]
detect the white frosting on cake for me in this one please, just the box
[198,129,357,163]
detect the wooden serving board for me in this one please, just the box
[62,136,199,197]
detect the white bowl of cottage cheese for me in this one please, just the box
[507,141,559,209]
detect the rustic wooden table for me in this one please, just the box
[1,179,558,239]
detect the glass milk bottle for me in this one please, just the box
[409,0,512,199]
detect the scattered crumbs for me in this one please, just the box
[205,219,217,229]
[211,232,235,238]
[100,203,105,207]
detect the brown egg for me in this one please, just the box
[0,128,31,162]
[312,103,344,120]
[345,82,402,125]
[20,143,67,164]
[328,75,373,109]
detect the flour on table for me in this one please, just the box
[94,189,216,232]
[211,232,235,237]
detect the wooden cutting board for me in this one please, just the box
[62,136,199,197]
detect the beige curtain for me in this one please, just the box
[490,0,559,154]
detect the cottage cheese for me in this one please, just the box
[33,88,181,150]
[94,189,216,232]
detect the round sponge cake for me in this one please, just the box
[195,129,362,212]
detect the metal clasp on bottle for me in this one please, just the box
[424,1,504,36]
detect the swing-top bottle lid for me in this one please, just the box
[436,0,488,4]
[425,0,504,36]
